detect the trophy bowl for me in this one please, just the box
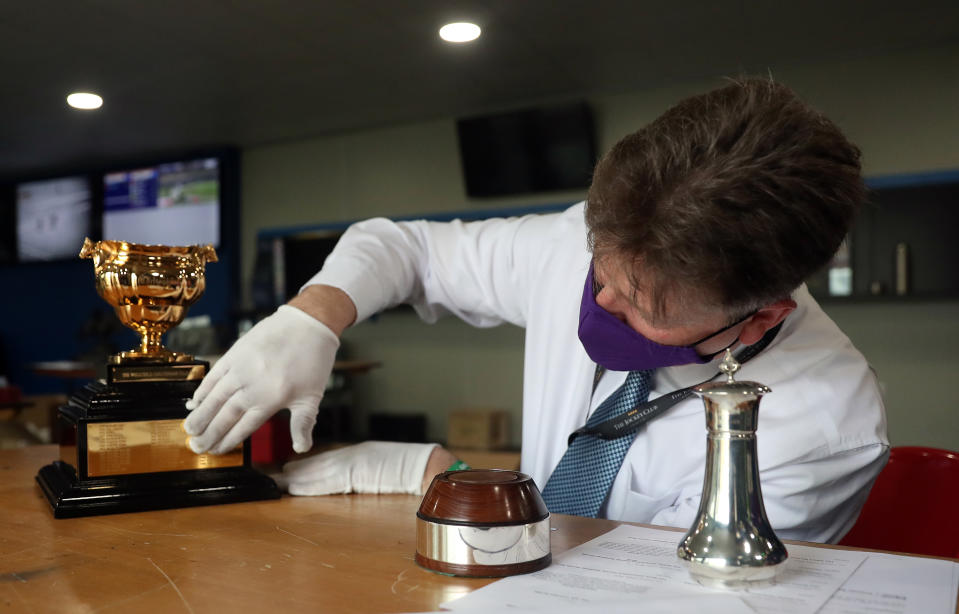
[80,237,217,363]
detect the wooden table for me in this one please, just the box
[29,362,97,380]
[2,446,620,613]
[1,446,956,613]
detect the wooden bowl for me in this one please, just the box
[415,469,551,577]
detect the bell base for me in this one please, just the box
[680,558,786,588]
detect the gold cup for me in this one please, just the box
[79,238,218,364]
[36,238,281,519]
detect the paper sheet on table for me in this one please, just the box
[410,593,752,614]
[819,549,959,614]
[441,525,868,614]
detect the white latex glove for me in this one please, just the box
[274,441,439,496]
[184,305,339,455]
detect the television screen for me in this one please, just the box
[103,157,220,246]
[16,176,93,262]
[457,102,597,198]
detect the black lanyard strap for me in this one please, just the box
[567,322,783,445]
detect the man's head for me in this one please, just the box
[585,77,864,344]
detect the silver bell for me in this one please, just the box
[677,349,788,586]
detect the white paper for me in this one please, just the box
[820,550,959,614]
[442,525,868,614]
[411,593,752,614]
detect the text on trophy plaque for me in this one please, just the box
[86,420,243,476]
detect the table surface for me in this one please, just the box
[29,362,98,379]
[2,446,956,613]
[29,360,380,379]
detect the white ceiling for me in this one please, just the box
[2,0,958,181]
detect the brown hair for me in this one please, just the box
[585,77,864,324]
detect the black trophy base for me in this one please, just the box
[37,460,281,519]
[36,367,281,519]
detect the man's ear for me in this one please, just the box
[739,299,796,345]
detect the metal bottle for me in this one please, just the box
[677,349,788,586]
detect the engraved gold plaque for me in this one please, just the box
[86,420,243,477]
[110,363,208,383]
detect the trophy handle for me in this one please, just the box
[79,237,97,259]
[198,245,218,264]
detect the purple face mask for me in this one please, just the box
[577,264,749,372]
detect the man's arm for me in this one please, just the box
[186,208,574,457]
[304,211,572,328]
[289,285,458,493]
[287,284,357,336]
[274,442,460,496]
[422,446,459,492]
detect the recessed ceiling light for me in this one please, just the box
[439,22,481,43]
[66,92,103,110]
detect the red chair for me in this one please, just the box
[840,446,959,558]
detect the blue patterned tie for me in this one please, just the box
[541,369,652,517]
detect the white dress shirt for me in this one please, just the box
[308,202,889,543]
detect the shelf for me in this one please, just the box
[811,293,959,304]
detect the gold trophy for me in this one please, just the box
[36,239,279,518]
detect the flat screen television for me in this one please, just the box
[456,102,597,198]
[16,175,93,262]
[103,156,220,246]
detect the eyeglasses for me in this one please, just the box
[687,309,757,347]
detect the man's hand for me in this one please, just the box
[273,441,452,496]
[183,304,339,455]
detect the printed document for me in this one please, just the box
[442,524,868,613]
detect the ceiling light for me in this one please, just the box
[66,92,103,110]
[439,22,481,43]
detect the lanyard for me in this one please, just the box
[567,322,783,445]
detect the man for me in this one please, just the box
[184,77,888,543]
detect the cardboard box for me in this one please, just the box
[447,409,510,450]
[19,394,68,443]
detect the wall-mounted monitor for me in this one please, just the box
[457,102,597,198]
[103,157,220,246]
[16,175,93,262]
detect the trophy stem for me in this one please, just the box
[139,327,165,355]
[112,324,179,363]
[111,322,182,363]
